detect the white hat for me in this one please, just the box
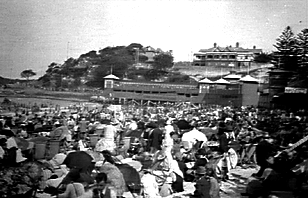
[166,119,172,125]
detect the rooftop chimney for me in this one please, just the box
[236,42,239,48]
[253,46,256,49]
[214,43,217,48]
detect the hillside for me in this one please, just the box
[37,44,177,89]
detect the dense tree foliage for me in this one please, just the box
[153,53,174,71]
[91,46,135,87]
[272,26,298,70]
[37,43,191,88]
[166,74,192,83]
[272,26,308,88]
[295,29,308,71]
[254,52,271,63]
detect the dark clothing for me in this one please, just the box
[218,133,229,153]
[194,158,208,168]
[149,128,163,150]
[255,140,277,177]
[171,173,184,193]
[177,161,187,176]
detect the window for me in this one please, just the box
[229,55,236,59]
[214,55,220,59]
[207,55,213,59]
[105,80,113,88]
[221,55,228,59]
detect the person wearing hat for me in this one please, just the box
[192,166,220,198]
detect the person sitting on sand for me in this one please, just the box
[192,166,220,198]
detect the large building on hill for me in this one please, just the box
[192,42,262,68]
[101,73,260,107]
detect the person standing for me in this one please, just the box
[217,122,231,181]
[149,124,164,154]
[79,117,88,139]
[254,134,277,177]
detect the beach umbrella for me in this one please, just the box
[116,163,142,194]
[99,163,127,195]
[0,129,15,137]
[63,151,95,173]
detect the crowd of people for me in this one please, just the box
[1,98,308,198]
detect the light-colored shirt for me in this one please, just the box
[6,137,18,149]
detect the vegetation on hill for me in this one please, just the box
[36,43,181,90]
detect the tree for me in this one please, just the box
[86,46,135,88]
[153,53,174,71]
[295,28,308,70]
[254,52,271,63]
[287,28,308,87]
[272,26,297,70]
[39,74,51,87]
[20,69,36,85]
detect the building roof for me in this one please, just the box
[199,78,214,84]
[103,74,120,80]
[143,46,156,52]
[239,75,259,83]
[214,78,230,84]
[267,68,293,73]
[199,46,251,53]
[223,74,242,80]
[198,43,262,54]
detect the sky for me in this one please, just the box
[0,0,307,79]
